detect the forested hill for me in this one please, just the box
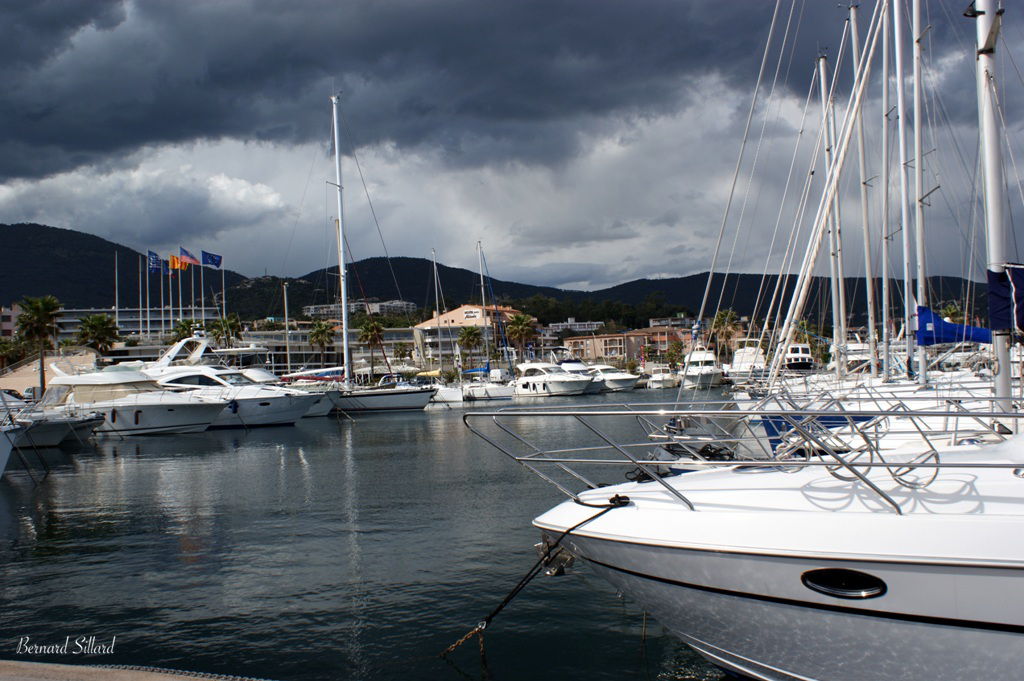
[1,223,983,324]
[0,223,247,308]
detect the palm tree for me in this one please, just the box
[0,337,26,371]
[505,313,536,362]
[458,325,483,370]
[309,320,335,367]
[209,314,243,347]
[358,319,385,380]
[711,308,740,361]
[77,314,120,353]
[17,295,61,396]
[171,319,197,342]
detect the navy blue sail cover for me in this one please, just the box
[916,306,992,346]
[987,267,1024,332]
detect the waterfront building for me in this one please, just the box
[563,331,650,362]
[547,317,605,334]
[303,299,418,318]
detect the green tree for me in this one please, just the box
[77,314,120,353]
[939,301,964,324]
[505,313,536,362]
[0,337,26,371]
[17,295,62,396]
[171,319,198,342]
[209,314,243,347]
[358,319,385,379]
[458,325,483,370]
[665,340,683,369]
[309,320,335,367]
[711,308,741,360]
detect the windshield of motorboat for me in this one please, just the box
[219,372,255,386]
[39,385,71,406]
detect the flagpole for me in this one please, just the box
[178,265,183,323]
[190,265,195,321]
[159,263,164,336]
[137,255,142,339]
[145,259,151,338]
[200,263,206,324]
[222,268,226,318]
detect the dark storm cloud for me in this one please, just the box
[0,0,833,182]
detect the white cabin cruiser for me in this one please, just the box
[725,338,767,381]
[41,370,226,435]
[549,347,603,394]
[587,365,639,392]
[514,362,593,397]
[462,368,515,401]
[645,364,681,389]
[780,342,818,372]
[680,346,724,389]
[146,365,319,428]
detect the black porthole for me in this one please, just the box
[801,568,887,600]
[259,402,271,406]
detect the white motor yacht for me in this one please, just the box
[587,365,639,392]
[1,392,103,447]
[462,369,515,401]
[41,370,226,435]
[514,362,593,397]
[645,364,681,389]
[549,347,603,394]
[146,366,319,428]
[780,342,818,372]
[680,346,724,389]
[725,338,767,381]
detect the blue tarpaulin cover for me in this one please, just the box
[987,267,1024,332]
[915,306,991,346]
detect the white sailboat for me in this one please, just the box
[327,94,436,412]
[473,4,1024,680]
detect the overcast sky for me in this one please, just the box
[1,0,1021,290]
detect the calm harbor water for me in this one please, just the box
[0,391,724,681]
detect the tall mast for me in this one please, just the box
[880,1,892,379]
[114,251,120,331]
[283,281,291,373]
[817,55,845,379]
[477,241,491,362]
[912,0,928,384]
[971,0,1011,409]
[331,94,352,385]
[432,248,442,371]
[851,3,879,377]
[893,0,914,379]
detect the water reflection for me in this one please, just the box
[0,394,721,680]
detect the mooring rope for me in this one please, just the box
[440,494,630,658]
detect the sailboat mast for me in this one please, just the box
[893,0,914,379]
[817,55,845,380]
[972,0,1011,409]
[912,0,928,385]
[331,94,352,384]
[880,2,892,380]
[850,3,879,378]
[477,241,491,361]
[432,248,442,371]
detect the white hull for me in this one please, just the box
[330,386,436,412]
[681,368,724,389]
[566,534,1023,681]
[600,376,639,392]
[647,374,680,389]
[13,419,74,448]
[514,378,591,397]
[211,394,317,428]
[462,383,514,401]
[91,401,225,435]
[301,392,337,417]
[431,385,464,404]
